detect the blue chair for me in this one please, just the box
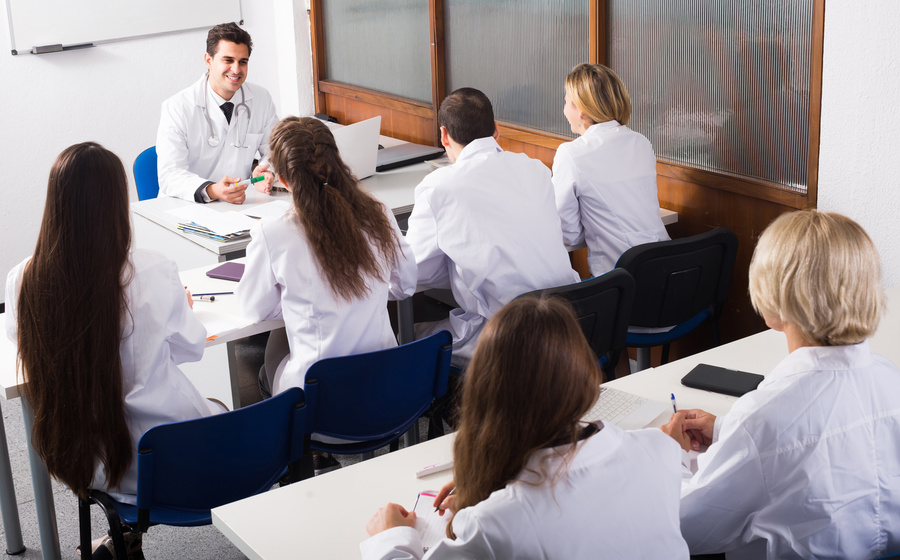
[300,330,452,466]
[517,268,635,380]
[78,387,308,560]
[133,146,160,200]
[616,227,738,371]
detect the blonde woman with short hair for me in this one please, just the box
[553,63,670,277]
[662,210,900,559]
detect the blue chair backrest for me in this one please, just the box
[133,146,160,201]
[135,387,306,514]
[304,330,452,442]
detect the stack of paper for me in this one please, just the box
[167,206,258,241]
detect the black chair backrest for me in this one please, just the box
[616,227,738,329]
[518,268,635,371]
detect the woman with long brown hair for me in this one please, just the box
[6,142,222,555]
[237,116,416,397]
[363,297,688,559]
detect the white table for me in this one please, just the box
[210,284,900,559]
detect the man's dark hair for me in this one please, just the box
[207,22,253,57]
[438,88,495,146]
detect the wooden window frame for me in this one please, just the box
[308,0,823,209]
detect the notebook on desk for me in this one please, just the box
[376,142,445,172]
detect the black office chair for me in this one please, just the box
[518,268,635,381]
[616,227,738,371]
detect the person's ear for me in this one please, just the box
[277,174,290,191]
[440,126,451,148]
[493,121,500,140]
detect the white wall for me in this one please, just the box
[0,1,314,303]
[818,0,900,288]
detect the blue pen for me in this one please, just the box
[670,393,678,413]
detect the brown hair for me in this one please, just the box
[565,63,632,126]
[16,142,133,499]
[206,22,252,57]
[268,117,402,300]
[438,87,496,146]
[449,296,601,538]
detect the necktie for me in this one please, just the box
[220,102,234,125]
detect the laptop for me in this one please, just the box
[581,387,670,430]
[376,142,445,172]
[331,115,381,179]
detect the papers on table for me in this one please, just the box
[239,201,291,220]
[413,491,450,552]
[167,206,258,240]
[192,306,254,341]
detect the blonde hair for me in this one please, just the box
[565,63,632,126]
[749,210,883,346]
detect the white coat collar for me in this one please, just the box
[583,120,621,137]
[456,136,502,163]
[760,340,874,389]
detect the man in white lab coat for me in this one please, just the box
[156,22,278,204]
[404,87,579,367]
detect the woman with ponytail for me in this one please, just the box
[237,116,416,400]
[6,142,222,556]
[362,297,688,559]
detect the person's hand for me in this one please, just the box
[660,413,691,452]
[252,163,275,194]
[185,287,194,309]
[206,176,246,204]
[433,480,456,517]
[366,503,417,536]
[681,408,716,451]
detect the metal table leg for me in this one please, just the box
[397,298,415,345]
[21,397,60,560]
[0,402,24,554]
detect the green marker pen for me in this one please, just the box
[233,175,266,187]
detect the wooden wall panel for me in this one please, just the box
[323,92,437,146]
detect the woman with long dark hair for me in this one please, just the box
[6,142,222,555]
[237,116,415,395]
[362,297,688,559]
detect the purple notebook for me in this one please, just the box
[206,262,245,282]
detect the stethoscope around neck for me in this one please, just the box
[203,75,252,148]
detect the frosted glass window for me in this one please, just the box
[322,1,431,103]
[445,0,589,138]
[608,1,814,193]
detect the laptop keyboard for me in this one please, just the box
[582,387,649,424]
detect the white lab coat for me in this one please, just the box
[552,121,670,277]
[361,424,690,560]
[5,250,220,505]
[156,75,279,202]
[404,137,579,362]
[236,203,417,394]
[679,341,900,559]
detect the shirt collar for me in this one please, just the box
[456,136,502,163]
[206,79,230,108]
[761,340,874,387]
[583,120,621,137]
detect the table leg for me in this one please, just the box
[397,298,415,345]
[0,402,24,554]
[21,398,60,560]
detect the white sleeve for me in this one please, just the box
[405,184,451,291]
[385,205,418,301]
[5,263,24,343]
[551,147,585,247]
[160,259,207,365]
[679,418,768,555]
[156,98,208,202]
[236,223,283,322]
[360,514,497,560]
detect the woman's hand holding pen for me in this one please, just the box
[661,409,716,452]
[366,503,417,536]
[433,480,456,517]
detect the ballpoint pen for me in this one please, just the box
[670,393,678,414]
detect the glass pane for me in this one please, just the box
[322,0,431,103]
[445,0,589,138]
[608,0,814,193]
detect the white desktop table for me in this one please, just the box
[210,284,900,559]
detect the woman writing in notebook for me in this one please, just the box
[362,297,688,559]
[6,142,223,557]
[553,63,669,277]
[236,117,416,471]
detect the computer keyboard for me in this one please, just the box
[582,387,650,425]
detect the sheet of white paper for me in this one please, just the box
[166,206,257,236]
[240,201,291,219]
[192,307,253,339]
[413,491,450,552]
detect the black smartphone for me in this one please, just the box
[681,363,764,397]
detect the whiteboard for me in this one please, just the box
[5,0,242,55]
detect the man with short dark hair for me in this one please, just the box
[402,87,579,366]
[157,22,278,204]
